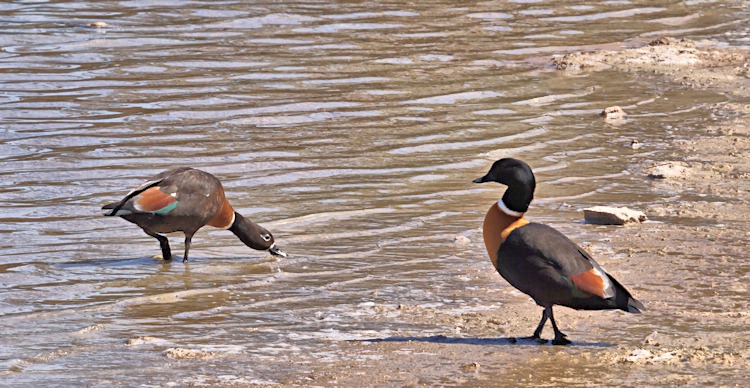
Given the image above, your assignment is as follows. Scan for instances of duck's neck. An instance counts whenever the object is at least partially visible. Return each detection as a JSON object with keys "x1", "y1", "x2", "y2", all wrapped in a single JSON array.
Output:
[
  {"x1": 482, "y1": 200, "x2": 529, "y2": 270},
  {"x1": 502, "y1": 184, "x2": 533, "y2": 214},
  {"x1": 497, "y1": 198, "x2": 524, "y2": 218},
  {"x1": 207, "y1": 191, "x2": 235, "y2": 229},
  {"x1": 229, "y1": 212, "x2": 268, "y2": 250}
]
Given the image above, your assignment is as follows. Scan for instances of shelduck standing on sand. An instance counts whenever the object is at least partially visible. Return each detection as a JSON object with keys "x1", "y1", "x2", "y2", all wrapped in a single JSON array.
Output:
[
  {"x1": 103, "y1": 167, "x2": 286, "y2": 262},
  {"x1": 473, "y1": 158, "x2": 643, "y2": 344}
]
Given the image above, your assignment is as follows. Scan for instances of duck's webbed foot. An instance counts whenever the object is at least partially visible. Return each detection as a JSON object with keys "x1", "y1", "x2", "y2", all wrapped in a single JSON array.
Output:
[
  {"x1": 548, "y1": 307, "x2": 572, "y2": 346},
  {"x1": 521, "y1": 335, "x2": 548, "y2": 344},
  {"x1": 551, "y1": 333, "x2": 571, "y2": 346}
]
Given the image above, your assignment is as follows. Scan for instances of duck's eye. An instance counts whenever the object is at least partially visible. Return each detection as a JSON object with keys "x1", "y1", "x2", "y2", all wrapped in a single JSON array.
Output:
[{"x1": 260, "y1": 233, "x2": 272, "y2": 242}]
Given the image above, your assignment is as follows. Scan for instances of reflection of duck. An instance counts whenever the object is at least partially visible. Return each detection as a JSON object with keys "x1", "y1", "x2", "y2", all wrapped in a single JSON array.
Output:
[
  {"x1": 103, "y1": 167, "x2": 286, "y2": 262},
  {"x1": 474, "y1": 158, "x2": 643, "y2": 344}
]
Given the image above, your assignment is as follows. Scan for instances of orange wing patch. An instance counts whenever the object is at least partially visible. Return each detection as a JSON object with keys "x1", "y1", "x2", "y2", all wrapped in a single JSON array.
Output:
[
  {"x1": 570, "y1": 268, "x2": 608, "y2": 298},
  {"x1": 134, "y1": 187, "x2": 177, "y2": 214}
]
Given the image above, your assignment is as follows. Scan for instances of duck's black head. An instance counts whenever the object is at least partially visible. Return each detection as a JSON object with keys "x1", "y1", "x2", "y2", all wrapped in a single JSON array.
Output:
[
  {"x1": 229, "y1": 212, "x2": 287, "y2": 258},
  {"x1": 473, "y1": 158, "x2": 536, "y2": 213}
]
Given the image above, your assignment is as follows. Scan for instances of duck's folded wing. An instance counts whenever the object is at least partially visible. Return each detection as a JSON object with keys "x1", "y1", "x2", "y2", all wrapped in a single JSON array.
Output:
[{"x1": 509, "y1": 223, "x2": 615, "y2": 299}]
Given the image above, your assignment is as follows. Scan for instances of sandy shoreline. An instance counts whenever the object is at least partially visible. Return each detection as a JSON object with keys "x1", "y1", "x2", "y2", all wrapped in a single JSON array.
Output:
[
  {"x1": 5, "y1": 38, "x2": 748, "y2": 387},
  {"x1": 262, "y1": 38, "x2": 750, "y2": 387}
]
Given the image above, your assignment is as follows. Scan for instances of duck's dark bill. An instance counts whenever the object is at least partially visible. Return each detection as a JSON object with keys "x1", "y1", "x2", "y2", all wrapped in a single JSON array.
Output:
[{"x1": 268, "y1": 244, "x2": 287, "y2": 258}]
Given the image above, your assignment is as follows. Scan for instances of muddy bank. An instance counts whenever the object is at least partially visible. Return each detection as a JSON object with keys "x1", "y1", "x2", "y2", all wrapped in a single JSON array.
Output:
[
  {"x1": 113, "y1": 38, "x2": 750, "y2": 388},
  {"x1": 4, "y1": 23, "x2": 750, "y2": 386},
  {"x1": 272, "y1": 38, "x2": 750, "y2": 387},
  {"x1": 555, "y1": 37, "x2": 750, "y2": 95}
]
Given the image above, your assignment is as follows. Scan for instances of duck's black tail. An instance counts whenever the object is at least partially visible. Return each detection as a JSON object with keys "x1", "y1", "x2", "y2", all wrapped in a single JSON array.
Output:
[{"x1": 609, "y1": 275, "x2": 645, "y2": 313}]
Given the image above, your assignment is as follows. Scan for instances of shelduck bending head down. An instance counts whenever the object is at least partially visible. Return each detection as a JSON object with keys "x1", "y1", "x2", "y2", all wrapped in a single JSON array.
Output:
[
  {"x1": 102, "y1": 167, "x2": 286, "y2": 263},
  {"x1": 473, "y1": 158, "x2": 643, "y2": 345}
]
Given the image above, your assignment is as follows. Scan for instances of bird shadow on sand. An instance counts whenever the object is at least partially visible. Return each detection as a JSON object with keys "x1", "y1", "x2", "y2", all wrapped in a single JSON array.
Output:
[{"x1": 354, "y1": 334, "x2": 613, "y2": 347}]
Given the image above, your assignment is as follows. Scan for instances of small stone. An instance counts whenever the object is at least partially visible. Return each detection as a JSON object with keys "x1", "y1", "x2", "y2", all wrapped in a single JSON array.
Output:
[
  {"x1": 163, "y1": 347, "x2": 216, "y2": 359},
  {"x1": 583, "y1": 206, "x2": 647, "y2": 225},
  {"x1": 648, "y1": 37, "x2": 693, "y2": 47},
  {"x1": 651, "y1": 351, "x2": 677, "y2": 363},
  {"x1": 460, "y1": 362, "x2": 480, "y2": 371},
  {"x1": 648, "y1": 162, "x2": 689, "y2": 179},
  {"x1": 643, "y1": 331, "x2": 660, "y2": 346},
  {"x1": 126, "y1": 336, "x2": 161, "y2": 345},
  {"x1": 626, "y1": 348, "x2": 654, "y2": 363},
  {"x1": 453, "y1": 235, "x2": 471, "y2": 245},
  {"x1": 600, "y1": 106, "x2": 626, "y2": 120}
]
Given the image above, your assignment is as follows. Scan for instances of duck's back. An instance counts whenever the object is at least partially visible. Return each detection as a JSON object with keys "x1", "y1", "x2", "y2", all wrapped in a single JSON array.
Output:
[
  {"x1": 497, "y1": 222, "x2": 639, "y2": 312},
  {"x1": 112, "y1": 168, "x2": 229, "y2": 233},
  {"x1": 499, "y1": 223, "x2": 591, "y2": 275}
]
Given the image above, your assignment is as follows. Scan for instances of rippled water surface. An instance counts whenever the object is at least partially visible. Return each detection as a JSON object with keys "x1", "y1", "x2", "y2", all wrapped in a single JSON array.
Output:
[{"x1": 1, "y1": 0, "x2": 749, "y2": 385}]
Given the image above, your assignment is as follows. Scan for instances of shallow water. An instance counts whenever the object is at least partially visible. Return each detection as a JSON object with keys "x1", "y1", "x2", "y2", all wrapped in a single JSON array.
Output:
[{"x1": 1, "y1": 0, "x2": 749, "y2": 385}]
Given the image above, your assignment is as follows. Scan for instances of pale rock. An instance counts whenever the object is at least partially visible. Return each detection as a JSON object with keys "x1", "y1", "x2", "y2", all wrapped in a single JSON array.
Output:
[
  {"x1": 460, "y1": 362, "x2": 480, "y2": 371},
  {"x1": 583, "y1": 206, "x2": 647, "y2": 225},
  {"x1": 453, "y1": 235, "x2": 471, "y2": 245},
  {"x1": 652, "y1": 351, "x2": 678, "y2": 363},
  {"x1": 126, "y1": 336, "x2": 162, "y2": 345},
  {"x1": 163, "y1": 347, "x2": 216, "y2": 359},
  {"x1": 600, "y1": 106, "x2": 626, "y2": 120},
  {"x1": 626, "y1": 348, "x2": 654, "y2": 363},
  {"x1": 644, "y1": 331, "x2": 661, "y2": 346},
  {"x1": 648, "y1": 162, "x2": 689, "y2": 179}
]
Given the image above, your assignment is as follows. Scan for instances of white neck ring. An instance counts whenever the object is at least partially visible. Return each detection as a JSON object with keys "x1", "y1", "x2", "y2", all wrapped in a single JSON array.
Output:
[
  {"x1": 222, "y1": 212, "x2": 236, "y2": 230},
  {"x1": 498, "y1": 199, "x2": 524, "y2": 217}
]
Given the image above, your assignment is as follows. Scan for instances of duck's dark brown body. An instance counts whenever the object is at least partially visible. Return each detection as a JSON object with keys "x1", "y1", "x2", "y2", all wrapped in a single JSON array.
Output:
[
  {"x1": 112, "y1": 168, "x2": 235, "y2": 234},
  {"x1": 103, "y1": 167, "x2": 285, "y2": 262},
  {"x1": 475, "y1": 158, "x2": 643, "y2": 344},
  {"x1": 498, "y1": 222, "x2": 641, "y2": 313}
]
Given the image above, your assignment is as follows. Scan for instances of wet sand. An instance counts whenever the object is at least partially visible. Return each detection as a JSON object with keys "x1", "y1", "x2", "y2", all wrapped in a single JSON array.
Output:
[
  {"x1": 51, "y1": 38, "x2": 750, "y2": 388},
  {"x1": 7, "y1": 38, "x2": 747, "y2": 388},
  {"x1": 241, "y1": 38, "x2": 750, "y2": 387},
  {"x1": 2, "y1": 4, "x2": 750, "y2": 385}
]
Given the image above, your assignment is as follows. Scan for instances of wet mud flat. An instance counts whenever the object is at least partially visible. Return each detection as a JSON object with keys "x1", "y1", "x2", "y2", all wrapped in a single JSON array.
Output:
[
  {"x1": 3, "y1": 38, "x2": 747, "y2": 388},
  {"x1": 2, "y1": 16, "x2": 750, "y2": 386},
  {"x1": 239, "y1": 38, "x2": 750, "y2": 387},
  {"x1": 41, "y1": 38, "x2": 750, "y2": 388}
]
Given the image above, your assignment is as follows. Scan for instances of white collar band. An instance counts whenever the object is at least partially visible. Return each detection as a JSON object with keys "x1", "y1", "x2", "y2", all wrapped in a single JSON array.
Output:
[
  {"x1": 498, "y1": 199, "x2": 524, "y2": 217},
  {"x1": 222, "y1": 211, "x2": 236, "y2": 230}
]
